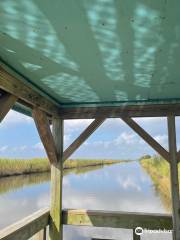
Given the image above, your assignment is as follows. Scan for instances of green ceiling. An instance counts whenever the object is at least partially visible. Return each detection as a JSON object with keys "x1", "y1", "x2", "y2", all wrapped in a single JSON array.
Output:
[{"x1": 0, "y1": 0, "x2": 180, "y2": 108}]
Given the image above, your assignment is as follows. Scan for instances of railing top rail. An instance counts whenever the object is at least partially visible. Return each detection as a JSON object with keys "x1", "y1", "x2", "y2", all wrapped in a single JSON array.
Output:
[
  {"x1": 0, "y1": 208, "x2": 49, "y2": 240},
  {"x1": 0, "y1": 208, "x2": 173, "y2": 240},
  {"x1": 63, "y1": 209, "x2": 173, "y2": 230}
]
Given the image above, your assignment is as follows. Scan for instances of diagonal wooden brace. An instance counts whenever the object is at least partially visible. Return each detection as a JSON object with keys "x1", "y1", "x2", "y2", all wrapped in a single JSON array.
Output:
[
  {"x1": 0, "y1": 93, "x2": 17, "y2": 122},
  {"x1": 32, "y1": 108, "x2": 58, "y2": 165},
  {"x1": 121, "y1": 117, "x2": 170, "y2": 162},
  {"x1": 63, "y1": 118, "x2": 105, "y2": 162}
]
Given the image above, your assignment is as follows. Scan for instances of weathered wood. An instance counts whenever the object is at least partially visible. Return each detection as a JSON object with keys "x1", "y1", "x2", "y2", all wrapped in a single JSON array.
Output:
[
  {"x1": 121, "y1": 117, "x2": 170, "y2": 161},
  {"x1": 133, "y1": 229, "x2": 141, "y2": 240},
  {"x1": 0, "y1": 65, "x2": 60, "y2": 116},
  {"x1": 32, "y1": 108, "x2": 58, "y2": 165},
  {"x1": 92, "y1": 239, "x2": 115, "y2": 240},
  {"x1": 62, "y1": 209, "x2": 172, "y2": 230},
  {"x1": 60, "y1": 104, "x2": 180, "y2": 119},
  {"x1": 0, "y1": 208, "x2": 49, "y2": 240},
  {"x1": 49, "y1": 119, "x2": 63, "y2": 240},
  {"x1": 0, "y1": 93, "x2": 17, "y2": 122},
  {"x1": 63, "y1": 118, "x2": 105, "y2": 161},
  {"x1": 167, "y1": 116, "x2": 180, "y2": 240},
  {"x1": 33, "y1": 228, "x2": 46, "y2": 240}
]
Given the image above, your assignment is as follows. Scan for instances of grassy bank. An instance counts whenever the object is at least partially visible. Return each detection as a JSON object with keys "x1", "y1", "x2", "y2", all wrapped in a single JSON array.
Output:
[
  {"x1": 140, "y1": 156, "x2": 172, "y2": 211},
  {"x1": 0, "y1": 165, "x2": 107, "y2": 196},
  {"x1": 0, "y1": 158, "x2": 122, "y2": 178}
]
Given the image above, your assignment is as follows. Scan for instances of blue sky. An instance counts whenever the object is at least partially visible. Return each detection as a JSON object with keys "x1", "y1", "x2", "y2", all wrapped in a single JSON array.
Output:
[{"x1": 0, "y1": 110, "x2": 180, "y2": 160}]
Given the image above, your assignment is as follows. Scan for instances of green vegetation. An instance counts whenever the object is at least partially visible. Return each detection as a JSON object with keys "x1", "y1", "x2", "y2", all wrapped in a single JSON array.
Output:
[
  {"x1": 0, "y1": 165, "x2": 108, "y2": 196},
  {"x1": 0, "y1": 158, "x2": 122, "y2": 178},
  {"x1": 140, "y1": 155, "x2": 172, "y2": 212}
]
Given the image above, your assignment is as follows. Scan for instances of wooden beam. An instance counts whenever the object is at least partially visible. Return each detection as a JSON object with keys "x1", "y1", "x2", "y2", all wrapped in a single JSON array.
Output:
[
  {"x1": 176, "y1": 151, "x2": 180, "y2": 162},
  {"x1": 62, "y1": 209, "x2": 172, "y2": 230},
  {"x1": 63, "y1": 118, "x2": 105, "y2": 161},
  {"x1": 0, "y1": 208, "x2": 49, "y2": 240},
  {"x1": 133, "y1": 229, "x2": 141, "y2": 240},
  {"x1": 167, "y1": 116, "x2": 180, "y2": 239},
  {"x1": 121, "y1": 117, "x2": 170, "y2": 161},
  {"x1": 32, "y1": 108, "x2": 57, "y2": 165},
  {"x1": 49, "y1": 119, "x2": 63, "y2": 240},
  {"x1": 0, "y1": 93, "x2": 17, "y2": 122},
  {"x1": 60, "y1": 104, "x2": 180, "y2": 119},
  {"x1": 34, "y1": 228, "x2": 46, "y2": 240},
  {"x1": 0, "y1": 65, "x2": 60, "y2": 116}
]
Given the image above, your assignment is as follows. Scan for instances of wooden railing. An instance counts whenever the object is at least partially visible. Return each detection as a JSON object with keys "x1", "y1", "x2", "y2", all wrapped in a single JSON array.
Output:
[
  {"x1": 0, "y1": 208, "x2": 173, "y2": 240},
  {"x1": 0, "y1": 208, "x2": 49, "y2": 240}
]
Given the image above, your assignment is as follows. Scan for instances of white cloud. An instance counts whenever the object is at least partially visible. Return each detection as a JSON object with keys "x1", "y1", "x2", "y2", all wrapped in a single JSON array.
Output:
[
  {"x1": 135, "y1": 117, "x2": 163, "y2": 124},
  {"x1": 0, "y1": 145, "x2": 8, "y2": 152},
  {"x1": 154, "y1": 134, "x2": 168, "y2": 147},
  {"x1": 64, "y1": 119, "x2": 93, "y2": 133},
  {"x1": 33, "y1": 142, "x2": 44, "y2": 151},
  {"x1": 12, "y1": 145, "x2": 27, "y2": 152},
  {"x1": 117, "y1": 176, "x2": 142, "y2": 192},
  {"x1": 115, "y1": 132, "x2": 136, "y2": 145},
  {"x1": 1, "y1": 110, "x2": 32, "y2": 128}
]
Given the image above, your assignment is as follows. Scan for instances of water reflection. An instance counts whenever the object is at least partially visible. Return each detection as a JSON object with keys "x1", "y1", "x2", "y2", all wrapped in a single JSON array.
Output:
[{"x1": 0, "y1": 162, "x2": 172, "y2": 239}]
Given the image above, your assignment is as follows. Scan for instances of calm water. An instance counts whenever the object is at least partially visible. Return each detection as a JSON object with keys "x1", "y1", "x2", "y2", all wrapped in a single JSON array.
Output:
[{"x1": 0, "y1": 162, "x2": 172, "y2": 239}]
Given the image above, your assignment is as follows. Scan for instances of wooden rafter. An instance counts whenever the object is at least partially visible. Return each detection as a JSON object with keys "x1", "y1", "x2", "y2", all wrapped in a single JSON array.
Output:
[
  {"x1": 60, "y1": 104, "x2": 180, "y2": 119},
  {"x1": 0, "y1": 92, "x2": 17, "y2": 122},
  {"x1": 0, "y1": 65, "x2": 60, "y2": 116},
  {"x1": 63, "y1": 118, "x2": 105, "y2": 161},
  {"x1": 121, "y1": 117, "x2": 170, "y2": 161},
  {"x1": 32, "y1": 108, "x2": 58, "y2": 164}
]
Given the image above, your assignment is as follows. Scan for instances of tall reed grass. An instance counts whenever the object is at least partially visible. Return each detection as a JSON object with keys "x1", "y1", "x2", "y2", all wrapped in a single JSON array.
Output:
[
  {"x1": 140, "y1": 155, "x2": 172, "y2": 211},
  {"x1": 0, "y1": 158, "x2": 121, "y2": 178}
]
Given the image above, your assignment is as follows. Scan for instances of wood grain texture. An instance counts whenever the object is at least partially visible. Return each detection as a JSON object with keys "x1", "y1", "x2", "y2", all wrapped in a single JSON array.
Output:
[
  {"x1": 0, "y1": 66, "x2": 59, "y2": 116},
  {"x1": 121, "y1": 117, "x2": 170, "y2": 161},
  {"x1": 32, "y1": 108, "x2": 58, "y2": 164},
  {"x1": 63, "y1": 118, "x2": 105, "y2": 161},
  {"x1": 49, "y1": 119, "x2": 63, "y2": 240},
  {"x1": 0, "y1": 208, "x2": 49, "y2": 240},
  {"x1": 60, "y1": 104, "x2": 180, "y2": 119},
  {"x1": 133, "y1": 229, "x2": 141, "y2": 240},
  {"x1": 33, "y1": 228, "x2": 46, "y2": 240},
  {"x1": 63, "y1": 209, "x2": 172, "y2": 230},
  {"x1": 167, "y1": 116, "x2": 180, "y2": 239},
  {"x1": 0, "y1": 93, "x2": 17, "y2": 122}
]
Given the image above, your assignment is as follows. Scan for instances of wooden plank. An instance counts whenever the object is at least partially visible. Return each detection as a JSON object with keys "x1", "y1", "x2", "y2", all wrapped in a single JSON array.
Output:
[
  {"x1": 60, "y1": 104, "x2": 180, "y2": 119},
  {"x1": 63, "y1": 118, "x2": 105, "y2": 161},
  {"x1": 49, "y1": 119, "x2": 63, "y2": 240},
  {"x1": 121, "y1": 117, "x2": 170, "y2": 161},
  {"x1": 167, "y1": 116, "x2": 180, "y2": 239},
  {"x1": 62, "y1": 209, "x2": 172, "y2": 230},
  {"x1": 34, "y1": 228, "x2": 46, "y2": 240},
  {"x1": 0, "y1": 65, "x2": 60, "y2": 116},
  {"x1": 32, "y1": 108, "x2": 58, "y2": 165},
  {"x1": 92, "y1": 239, "x2": 115, "y2": 240},
  {"x1": 133, "y1": 229, "x2": 141, "y2": 240},
  {"x1": 0, "y1": 93, "x2": 17, "y2": 122},
  {"x1": 0, "y1": 208, "x2": 49, "y2": 240}
]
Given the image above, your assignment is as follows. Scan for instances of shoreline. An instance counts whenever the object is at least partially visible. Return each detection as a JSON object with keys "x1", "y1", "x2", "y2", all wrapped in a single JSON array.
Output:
[{"x1": 0, "y1": 158, "x2": 123, "y2": 179}]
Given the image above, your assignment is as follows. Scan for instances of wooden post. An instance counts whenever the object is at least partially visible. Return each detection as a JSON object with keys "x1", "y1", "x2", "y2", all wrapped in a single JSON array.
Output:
[
  {"x1": 34, "y1": 228, "x2": 46, "y2": 240},
  {"x1": 167, "y1": 116, "x2": 180, "y2": 240},
  {"x1": 49, "y1": 118, "x2": 63, "y2": 240},
  {"x1": 133, "y1": 229, "x2": 141, "y2": 240}
]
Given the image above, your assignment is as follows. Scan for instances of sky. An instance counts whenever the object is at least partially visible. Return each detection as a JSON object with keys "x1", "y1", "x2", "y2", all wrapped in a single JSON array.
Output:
[{"x1": 0, "y1": 110, "x2": 180, "y2": 160}]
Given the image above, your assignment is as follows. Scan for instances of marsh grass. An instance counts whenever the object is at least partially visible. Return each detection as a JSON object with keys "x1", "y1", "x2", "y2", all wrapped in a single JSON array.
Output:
[
  {"x1": 140, "y1": 155, "x2": 172, "y2": 211},
  {"x1": 0, "y1": 158, "x2": 121, "y2": 178}
]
